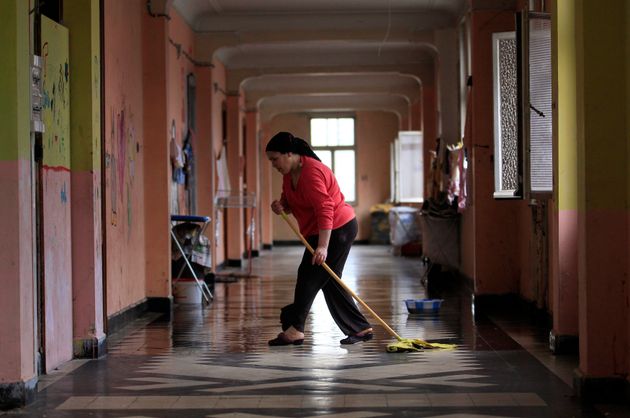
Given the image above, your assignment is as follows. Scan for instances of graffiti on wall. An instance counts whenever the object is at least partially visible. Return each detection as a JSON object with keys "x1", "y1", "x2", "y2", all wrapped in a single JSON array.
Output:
[
  {"x1": 41, "y1": 17, "x2": 71, "y2": 202},
  {"x1": 107, "y1": 101, "x2": 137, "y2": 237}
]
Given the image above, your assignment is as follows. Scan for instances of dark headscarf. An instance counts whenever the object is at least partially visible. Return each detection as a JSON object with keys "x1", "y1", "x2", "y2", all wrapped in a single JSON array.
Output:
[{"x1": 265, "y1": 131, "x2": 321, "y2": 162}]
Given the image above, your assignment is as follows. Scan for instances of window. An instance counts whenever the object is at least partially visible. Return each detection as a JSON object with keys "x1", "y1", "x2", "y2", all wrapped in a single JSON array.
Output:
[
  {"x1": 392, "y1": 131, "x2": 423, "y2": 203},
  {"x1": 310, "y1": 117, "x2": 356, "y2": 203},
  {"x1": 492, "y1": 31, "x2": 520, "y2": 198},
  {"x1": 525, "y1": 13, "x2": 553, "y2": 195},
  {"x1": 492, "y1": 12, "x2": 553, "y2": 199}
]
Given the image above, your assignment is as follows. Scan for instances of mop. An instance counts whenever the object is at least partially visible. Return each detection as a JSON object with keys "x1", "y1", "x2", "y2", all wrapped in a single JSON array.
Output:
[{"x1": 281, "y1": 212, "x2": 456, "y2": 352}]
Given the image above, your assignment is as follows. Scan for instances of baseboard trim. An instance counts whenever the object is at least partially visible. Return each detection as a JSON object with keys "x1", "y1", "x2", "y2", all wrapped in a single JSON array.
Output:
[
  {"x1": 549, "y1": 331, "x2": 579, "y2": 355},
  {"x1": 0, "y1": 376, "x2": 37, "y2": 410},
  {"x1": 272, "y1": 240, "x2": 301, "y2": 246},
  {"x1": 573, "y1": 369, "x2": 630, "y2": 402},
  {"x1": 73, "y1": 335, "x2": 107, "y2": 359},
  {"x1": 108, "y1": 298, "x2": 148, "y2": 335},
  {"x1": 227, "y1": 259, "x2": 242, "y2": 268},
  {"x1": 147, "y1": 296, "x2": 173, "y2": 319},
  {"x1": 273, "y1": 240, "x2": 378, "y2": 247},
  {"x1": 473, "y1": 294, "x2": 552, "y2": 327},
  {"x1": 107, "y1": 296, "x2": 173, "y2": 334}
]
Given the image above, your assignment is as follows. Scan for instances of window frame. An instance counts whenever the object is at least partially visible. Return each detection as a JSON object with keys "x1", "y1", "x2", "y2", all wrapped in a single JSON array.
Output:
[
  {"x1": 492, "y1": 11, "x2": 554, "y2": 201},
  {"x1": 492, "y1": 30, "x2": 522, "y2": 199},
  {"x1": 308, "y1": 115, "x2": 358, "y2": 205},
  {"x1": 521, "y1": 11, "x2": 553, "y2": 199},
  {"x1": 392, "y1": 131, "x2": 424, "y2": 204}
]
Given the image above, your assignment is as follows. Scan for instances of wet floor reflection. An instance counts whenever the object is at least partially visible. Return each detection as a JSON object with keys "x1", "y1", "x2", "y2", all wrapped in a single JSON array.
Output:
[
  {"x1": 109, "y1": 246, "x2": 479, "y2": 355},
  {"x1": 12, "y1": 245, "x2": 615, "y2": 417}
]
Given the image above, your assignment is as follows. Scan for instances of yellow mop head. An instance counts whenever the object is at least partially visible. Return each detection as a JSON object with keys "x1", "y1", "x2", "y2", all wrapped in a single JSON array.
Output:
[{"x1": 386, "y1": 338, "x2": 456, "y2": 352}]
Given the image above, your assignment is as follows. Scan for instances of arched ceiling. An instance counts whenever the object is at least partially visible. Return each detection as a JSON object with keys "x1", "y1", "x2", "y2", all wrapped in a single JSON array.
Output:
[
  {"x1": 177, "y1": 0, "x2": 463, "y2": 15},
  {"x1": 171, "y1": 0, "x2": 466, "y2": 120}
]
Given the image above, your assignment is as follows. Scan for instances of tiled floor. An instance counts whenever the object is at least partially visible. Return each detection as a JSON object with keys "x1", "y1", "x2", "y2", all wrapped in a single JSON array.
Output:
[{"x1": 3, "y1": 245, "x2": 627, "y2": 417}]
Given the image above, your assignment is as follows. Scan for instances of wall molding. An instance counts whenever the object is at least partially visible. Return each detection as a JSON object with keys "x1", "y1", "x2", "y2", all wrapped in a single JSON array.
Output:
[{"x1": 0, "y1": 376, "x2": 37, "y2": 410}]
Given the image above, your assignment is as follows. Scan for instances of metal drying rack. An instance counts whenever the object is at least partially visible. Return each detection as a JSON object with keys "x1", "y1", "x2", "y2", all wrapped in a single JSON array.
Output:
[{"x1": 214, "y1": 191, "x2": 257, "y2": 279}]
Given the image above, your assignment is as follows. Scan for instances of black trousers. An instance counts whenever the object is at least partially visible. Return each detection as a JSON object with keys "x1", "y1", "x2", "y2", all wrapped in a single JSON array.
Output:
[{"x1": 279, "y1": 218, "x2": 371, "y2": 336}]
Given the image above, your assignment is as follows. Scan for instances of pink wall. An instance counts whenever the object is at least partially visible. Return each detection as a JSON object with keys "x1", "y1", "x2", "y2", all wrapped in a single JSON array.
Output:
[
  {"x1": 554, "y1": 208, "x2": 578, "y2": 326},
  {"x1": 142, "y1": 4, "x2": 170, "y2": 299},
  {"x1": 517, "y1": 203, "x2": 534, "y2": 301},
  {"x1": 70, "y1": 171, "x2": 103, "y2": 337},
  {"x1": 104, "y1": 0, "x2": 146, "y2": 314},
  {"x1": 355, "y1": 111, "x2": 399, "y2": 239},
  {"x1": 194, "y1": 66, "x2": 214, "y2": 232},
  {"x1": 0, "y1": 161, "x2": 36, "y2": 382},
  {"x1": 211, "y1": 60, "x2": 227, "y2": 267},
  {"x1": 260, "y1": 123, "x2": 274, "y2": 247},
  {"x1": 579, "y1": 210, "x2": 628, "y2": 374},
  {"x1": 225, "y1": 93, "x2": 245, "y2": 261},
  {"x1": 42, "y1": 169, "x2": 73, "y2": 370},
  {"x1": 167, "y1": 9, "x2": 196, "y2": 215},
  {"x1": 245, "y1": 110, "x2": 261, "y2": 252},
  {"x1": 467, "y1": 8, "x2": 521, "y2": 294}
]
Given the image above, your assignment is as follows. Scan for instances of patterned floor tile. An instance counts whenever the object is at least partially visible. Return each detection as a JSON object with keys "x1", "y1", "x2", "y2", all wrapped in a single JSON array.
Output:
[{"x1": 8, "y1": 246, "x2": 618, "y2": 417}]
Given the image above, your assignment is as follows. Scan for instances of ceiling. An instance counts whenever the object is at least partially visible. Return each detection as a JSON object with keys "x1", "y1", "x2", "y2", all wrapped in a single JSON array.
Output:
[{"x1": 171, "y1": 0, "x2": 467, "y2": 121}]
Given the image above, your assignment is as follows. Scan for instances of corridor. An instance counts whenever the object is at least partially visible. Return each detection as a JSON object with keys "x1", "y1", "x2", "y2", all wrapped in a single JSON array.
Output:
[{"x1": 4, "y1": 246, "x2": 619, "y2": 417}]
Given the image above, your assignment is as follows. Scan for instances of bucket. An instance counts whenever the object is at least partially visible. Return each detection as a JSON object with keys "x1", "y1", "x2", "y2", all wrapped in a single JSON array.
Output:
[
  {"x1": 173, "y1": 279, "x2": 202, "y2": 304},
  {"x1": 404, "y1": 298, "x2": 443, "y2": 314}
]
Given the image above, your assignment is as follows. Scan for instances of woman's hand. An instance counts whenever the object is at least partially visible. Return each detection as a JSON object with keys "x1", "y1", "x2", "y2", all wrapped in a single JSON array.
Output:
[
  {"x1": 271, "y1": 200, "x2": 285, "y2": 215},
  {"x1": 312, "y1": 246, "x2": 328, "y2": 265}
]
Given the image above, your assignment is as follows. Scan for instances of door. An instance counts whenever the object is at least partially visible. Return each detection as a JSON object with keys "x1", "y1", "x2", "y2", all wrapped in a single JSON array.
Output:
[{"x1": 40, "y1": 15, "x2": 73, "y2": 372}]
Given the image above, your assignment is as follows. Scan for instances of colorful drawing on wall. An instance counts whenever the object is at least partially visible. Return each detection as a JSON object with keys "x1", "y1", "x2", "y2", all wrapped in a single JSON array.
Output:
[
  {"x1": 108, "y1": 102, "x2": 137, "y2": 235},
  {"x1": 40, "y1": 15, "x2": 74, "y2": 372},
  {"x1": 60, "y1": 181, "x2": 67, "y2": 203},
  {"x1": 41, "y1": 16, "x2": 70, "y2": 171}
]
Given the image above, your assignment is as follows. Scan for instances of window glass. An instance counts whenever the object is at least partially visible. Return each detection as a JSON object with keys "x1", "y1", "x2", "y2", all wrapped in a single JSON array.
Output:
[
  {"x1": 335, "y1": 150, "x2": 355, "y2": 202},
  {"x1": 310, "y1": 117, "x2": 356, "y2": 203},
  {"x1": 338, "y1": 118, "x2": 355, "y2": 145},
  {"x1": 393, "y1": 132, "x2": 423, "y2": 203},
  {"x1": 310, "y1": 119, "x2": 328, "y2": 146},
  {"x1": 317, "y1": 150, "x2": 332, "y2": 169},
  {"x1": 326, "y1": 119, "x2": 339, "y2": 146}
]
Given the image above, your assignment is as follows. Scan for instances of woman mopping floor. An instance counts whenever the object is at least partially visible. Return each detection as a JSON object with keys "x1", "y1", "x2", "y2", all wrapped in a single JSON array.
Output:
[{"x1": 265, "y1": 131, "x2": 373, "y2": 346}]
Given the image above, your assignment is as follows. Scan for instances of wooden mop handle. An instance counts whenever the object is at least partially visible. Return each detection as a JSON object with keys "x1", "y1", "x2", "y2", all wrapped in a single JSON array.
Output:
[{"x1": 280, "y1": 212, "x2": 402, "y2": 341}]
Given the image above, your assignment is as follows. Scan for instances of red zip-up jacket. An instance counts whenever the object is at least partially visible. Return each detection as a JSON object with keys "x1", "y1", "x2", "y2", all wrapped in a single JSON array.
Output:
[{"x1": 281, "y1": 156, "x2": 355, "y2": 237}]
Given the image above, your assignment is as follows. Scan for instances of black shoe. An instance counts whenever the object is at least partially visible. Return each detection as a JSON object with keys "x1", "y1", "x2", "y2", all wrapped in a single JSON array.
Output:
[
  {"x1": 340, "y1": 332, "x2": 374, "y2": 345},
  {"x1": 268, "y1": 332, "x2": 304, "y2": 346}
]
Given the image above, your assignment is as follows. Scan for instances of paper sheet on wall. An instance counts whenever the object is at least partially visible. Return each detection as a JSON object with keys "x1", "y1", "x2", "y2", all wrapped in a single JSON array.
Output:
[{"x1": 216, "y1": 145, "x2": 231, "y2": 194}]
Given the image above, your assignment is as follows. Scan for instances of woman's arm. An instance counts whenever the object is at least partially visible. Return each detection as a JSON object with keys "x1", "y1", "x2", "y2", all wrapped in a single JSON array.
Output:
[{"x1": 313, "y1": 229, "x2": 331, "y2": 265}]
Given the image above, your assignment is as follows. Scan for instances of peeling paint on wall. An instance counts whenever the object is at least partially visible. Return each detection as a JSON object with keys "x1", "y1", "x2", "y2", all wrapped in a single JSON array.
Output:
[
  {"x1": 42, "y1": 36, "x2": 70, "y2": 170},
  {"x1": 60, "y1": 181, "x2": 67, "y2": 204},
  {"x1": 108, "y1": 102, "x2": 137, "y2": 237}
]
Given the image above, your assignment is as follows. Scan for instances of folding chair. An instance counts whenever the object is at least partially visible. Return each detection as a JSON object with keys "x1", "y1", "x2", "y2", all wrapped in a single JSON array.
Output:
[{"x1": 170, "y1": 214, "x2": 213, "y2": 303}]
